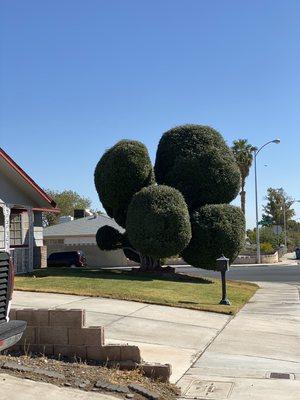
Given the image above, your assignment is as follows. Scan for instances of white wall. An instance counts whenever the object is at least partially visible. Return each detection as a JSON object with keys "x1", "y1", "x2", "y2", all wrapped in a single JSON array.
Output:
[{"x1": 64, "y1": 236, "x2": 96, "y2": 245}]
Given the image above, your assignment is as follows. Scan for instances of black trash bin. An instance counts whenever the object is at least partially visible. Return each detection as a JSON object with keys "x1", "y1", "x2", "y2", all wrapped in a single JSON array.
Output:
[{"x1": 295, "y1": 248, "x2": 300, "y2": 260}]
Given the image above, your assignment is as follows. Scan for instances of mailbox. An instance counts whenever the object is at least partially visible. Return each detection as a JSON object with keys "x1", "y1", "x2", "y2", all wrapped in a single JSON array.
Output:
[{"x1": 216, "y1": 255, "x2": 230, "y2": 272}]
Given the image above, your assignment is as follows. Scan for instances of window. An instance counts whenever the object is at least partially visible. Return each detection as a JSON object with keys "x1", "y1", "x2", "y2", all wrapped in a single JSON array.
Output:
[{"x1": 10, "y1": 214, "x2": 22, "y2": 246}]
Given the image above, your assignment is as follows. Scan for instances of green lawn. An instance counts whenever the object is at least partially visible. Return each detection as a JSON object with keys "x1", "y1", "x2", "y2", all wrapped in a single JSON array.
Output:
[{"x1": 15, "y1": 268, "x2": 258, "y2": 315}]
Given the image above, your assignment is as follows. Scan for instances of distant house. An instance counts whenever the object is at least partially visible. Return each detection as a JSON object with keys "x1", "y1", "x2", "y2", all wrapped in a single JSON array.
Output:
[
  {"x1": 0, "y1": 148, "x2": 58, "y2": 273},
  {"x1": 44, "y1": 215, "x2": 127, "y2": 267}
]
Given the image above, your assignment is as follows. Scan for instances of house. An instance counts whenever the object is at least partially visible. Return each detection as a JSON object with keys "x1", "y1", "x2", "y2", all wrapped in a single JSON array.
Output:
[
  {"x1": 43, "y1": 214, "x2": 128, "y2": 267},
  {"x1": 0, "y1": 148, "x2": 58, "y2": 273}
]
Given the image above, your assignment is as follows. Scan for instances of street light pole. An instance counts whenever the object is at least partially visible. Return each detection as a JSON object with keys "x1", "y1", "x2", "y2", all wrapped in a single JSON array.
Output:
[
  {"x1": 283, "y1": 199, "x2": 287, "y2": 248},
  {"x1": 254, "y1": 139, "x2": 280, "y2": 264},
  {"x1": 254, "y1": 152, "x2": 260, "y2": 264}
]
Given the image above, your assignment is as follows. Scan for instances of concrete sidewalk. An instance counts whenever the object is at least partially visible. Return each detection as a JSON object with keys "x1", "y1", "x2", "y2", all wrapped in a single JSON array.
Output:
[
  {"x1": 0, "y1": 373, "x2": 118, "y2": 400},
  {"x1": 177, "y1": 282, "x2": 300, "y2": 399},
  {"x1": 12, "y1": 291, "x2": 230, "y2": 383}
]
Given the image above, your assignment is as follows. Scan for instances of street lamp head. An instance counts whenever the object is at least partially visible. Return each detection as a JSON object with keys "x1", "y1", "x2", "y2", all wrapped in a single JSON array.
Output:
[{"x1": 273, "y1": 139, "x2": 281, "y2": 144}]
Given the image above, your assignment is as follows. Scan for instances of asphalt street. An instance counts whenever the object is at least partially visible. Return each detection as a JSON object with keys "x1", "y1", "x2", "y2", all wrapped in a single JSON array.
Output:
[{"x1": 176, "y1": 263, "x2": 300, "y2": 284}]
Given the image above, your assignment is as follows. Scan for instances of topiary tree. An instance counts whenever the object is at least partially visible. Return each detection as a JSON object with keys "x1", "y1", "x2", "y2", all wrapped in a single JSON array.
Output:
[
  {"x1": 181, "y1": 204, "x2": 245, "y2": 268},
  {"x1": 94, "y1": 124, "x2": 245, "y2": 272},
  {"x1": 126, "y1": 185, "x2": 191, "y2": 268},
  {"x1": 154, "y1": 125, "x2": 241, "y2": 210},
  {"x1": 96, "y1": 225, "x2": 124, "y2": 251},
  {"x1": 94, "y1": 140, "x2": 154, "y2": 227}
]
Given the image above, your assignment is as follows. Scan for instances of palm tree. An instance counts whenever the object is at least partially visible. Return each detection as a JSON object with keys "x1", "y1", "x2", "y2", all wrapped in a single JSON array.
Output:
[{"x1": 231, "y1": 139, "x2": 256, "y2": 215}]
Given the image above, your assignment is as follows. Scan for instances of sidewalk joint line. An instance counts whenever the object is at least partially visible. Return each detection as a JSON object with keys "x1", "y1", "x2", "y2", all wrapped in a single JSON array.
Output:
[{"x1": 175, "y1": 314, "x2": 234, "y2": 384}]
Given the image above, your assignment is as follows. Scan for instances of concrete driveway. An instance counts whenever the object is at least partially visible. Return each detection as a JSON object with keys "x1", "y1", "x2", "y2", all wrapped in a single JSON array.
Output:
[
  {"x1": 177, "y1": 282, "x2": 300, "y2": 399},
  {"x1": 12, "y1": 291, "x2": 230, "y2": 383}
]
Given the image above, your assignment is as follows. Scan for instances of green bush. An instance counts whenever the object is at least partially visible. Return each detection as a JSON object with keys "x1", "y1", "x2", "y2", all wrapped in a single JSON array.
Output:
[
  {"x1": 154, "y1": 125, "x2": 241, "y2": 210},
  {"x1": 96, "y1": 225, "x2": 124, "y2": 251},
  {"x1": 181, "y1": 204, "x2": 245, "y2": 269},
  {"x1": 260, "y1": 242, "x2": 275, "y2": 254},
  {"x1": 247, "y1": 227, "x2": 284, "y2": 249},
  {"x1": 94, "y1": 140, "x2": 154, "y2": 227},
  {"x1": 126, "y1": 185, "x2": 192, "y2": 259}
]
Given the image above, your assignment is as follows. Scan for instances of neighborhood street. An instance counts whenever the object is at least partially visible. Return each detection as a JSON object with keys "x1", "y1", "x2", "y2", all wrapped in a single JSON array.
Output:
[{"x1": 176, "y1": 263, "x2": 300, "y2": 284}]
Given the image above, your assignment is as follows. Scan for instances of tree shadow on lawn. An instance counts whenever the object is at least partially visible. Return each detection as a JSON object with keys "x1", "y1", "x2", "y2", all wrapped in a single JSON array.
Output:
[{"x1": 27, "y1": 267, "x2": 213, "y2": 285}]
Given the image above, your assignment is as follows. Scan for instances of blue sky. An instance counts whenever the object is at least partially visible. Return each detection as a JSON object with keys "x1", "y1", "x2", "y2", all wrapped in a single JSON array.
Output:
[{"x1": 1, "y1": 0, "x2": 299, "y2": 228}]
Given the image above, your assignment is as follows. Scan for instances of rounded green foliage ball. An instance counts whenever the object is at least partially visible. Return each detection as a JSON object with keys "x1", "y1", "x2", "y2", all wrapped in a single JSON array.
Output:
[
  {"x1": 126, "y1": 185, "x2": 192, "y2": 259},
  {"x1": 96, "y1": 225, "x2": 124, "y2": 251},
  {"x1": 94, "y1": 140, "x2": 154, "y2": 227},
  {"x1": 181, "y1": 204, "x2": 245, "y2": 269},
  {"x1": 154, "y1": 125, "x2": 241, "y2": 210}
]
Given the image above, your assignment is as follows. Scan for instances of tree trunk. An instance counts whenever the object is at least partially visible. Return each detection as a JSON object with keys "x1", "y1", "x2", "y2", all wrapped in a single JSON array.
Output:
[
  {"x1": 140, "y1": 255, "x2": 162, "y2": 272},
  {"x1": 240, "y1": 181, "x2": 246, "y2": 215}
]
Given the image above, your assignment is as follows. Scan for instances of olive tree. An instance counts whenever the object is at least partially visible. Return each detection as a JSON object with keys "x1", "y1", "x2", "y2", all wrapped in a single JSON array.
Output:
[{"x1": 94, "y1": 125, "x2": 245, "y2": 272}]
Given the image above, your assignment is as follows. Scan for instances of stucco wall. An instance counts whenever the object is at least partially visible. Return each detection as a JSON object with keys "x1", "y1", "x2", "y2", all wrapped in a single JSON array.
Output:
[{"x1": 0, "y1": 172, "x2": 40, "y2": 207}]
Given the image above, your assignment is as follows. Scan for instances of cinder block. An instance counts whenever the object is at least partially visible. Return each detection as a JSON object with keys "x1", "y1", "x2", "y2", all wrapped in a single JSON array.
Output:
[
  {"x1": 68, "y1": 327, "x2": 104, "y2": 346},
  {"x1": 140, "y1": 363, "x2": 172, "y2": 382},
  {"x1": 88, "y1": 326, "x2": 105, "y2": 345},
  {"x1": 49, "y1": 309, "x2": 85, "y2": 328},
  {"x1": 16, "y1": 309, "x2": 32, "y2": 322},
  {"x1": 86, "y1": 345, "x2": 121, "y2": 362},
  {"x1": 54, "y1": 345, "x2": 87, "y2": 360},
  {"x1": 18, "y1": 326, "x2": 37, "y2": 345},
  {"x1": 120, "y1": 345, "x2": 141, "y2": 363},
  {"x1": 16, "y1": 309, "x2": 49, "y2": 326},
  {"x1": 26, "y1": 344, "x2": 54, "y2": 356},
  {"x1": 9, "y1": 308, "x2": 17, "y2": 321},
  {"x1": 38, "y1": 326, "x2": 68, "y2": 345}
]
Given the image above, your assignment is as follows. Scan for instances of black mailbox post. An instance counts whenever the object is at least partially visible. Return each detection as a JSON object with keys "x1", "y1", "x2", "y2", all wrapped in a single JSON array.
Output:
[{"x1": 216, "y1": 255, "x2": 230, "y2": 305}]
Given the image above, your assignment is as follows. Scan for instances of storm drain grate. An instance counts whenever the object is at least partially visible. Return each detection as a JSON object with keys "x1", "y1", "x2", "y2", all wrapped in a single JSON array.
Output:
[{"x1": 268, "y1": 372, "x2": 295, "y2": 380}]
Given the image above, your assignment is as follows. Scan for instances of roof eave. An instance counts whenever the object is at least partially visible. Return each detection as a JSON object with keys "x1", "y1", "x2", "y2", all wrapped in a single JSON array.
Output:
[{"x1": 0, "y1": 148, "x2": 57, "y2": 210}]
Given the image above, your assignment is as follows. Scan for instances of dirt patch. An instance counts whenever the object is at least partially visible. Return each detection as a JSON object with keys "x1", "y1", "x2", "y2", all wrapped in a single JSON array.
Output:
[{"x1": 0, "y1": 352, "x2": 179, "y2": 400}]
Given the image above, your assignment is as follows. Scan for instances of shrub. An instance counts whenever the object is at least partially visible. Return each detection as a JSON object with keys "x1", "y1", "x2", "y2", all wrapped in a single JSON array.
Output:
[
  {"x1": 260, "y1": 242, "x2": 275, "y2": 254},
  {"x1": 154, "y1": 124, "x2": 241, "y2": 210},
  {"x1": 94, "y1": 140, "x2": 154, "y2": 227},
  {"x1": 96, "y1": 225, "x2": 124, "y2": 251},
  {"x1": 181, "y1": 204, "x2": 245, "y2": 269},
  {"x1": 126, "y1": 185, "x2": 192, "y2": 259},
  {"x1": 247, "y1": 227, "x2": 284, "y2": 249}
]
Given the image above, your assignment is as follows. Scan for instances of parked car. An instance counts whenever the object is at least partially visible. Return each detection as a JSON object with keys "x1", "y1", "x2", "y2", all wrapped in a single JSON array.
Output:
[
  {"x1": 47, "y1": 251, "x2": 87, "y2": 268},
  {"x1": 0, "y1": 252, "x2": 26, "y2": 352}
]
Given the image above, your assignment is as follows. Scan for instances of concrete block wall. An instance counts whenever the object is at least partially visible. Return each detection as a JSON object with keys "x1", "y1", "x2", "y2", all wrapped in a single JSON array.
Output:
[
  {"x1": 9, "y1": 308, "x2": 141, "y2": 363},
  {"x1": 33, "y1": 246, "x2": 47, "y2": 269},
  {"x1": 233, "y1": 251, "x2": 279, "y2": 264}
]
